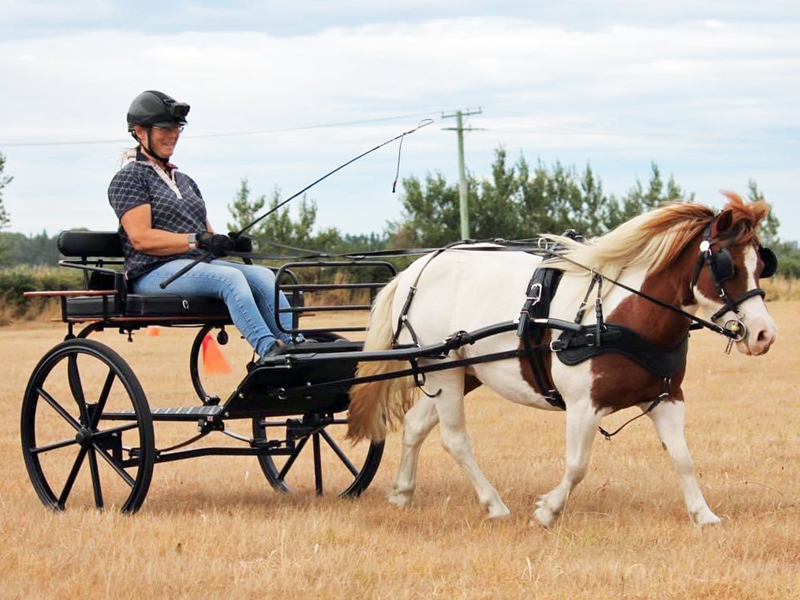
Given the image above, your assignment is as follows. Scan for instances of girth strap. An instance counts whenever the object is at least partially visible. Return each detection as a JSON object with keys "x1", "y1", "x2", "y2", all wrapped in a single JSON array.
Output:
[{"x1": 519, "y1": 267, "x2": 566, "y2": 410}]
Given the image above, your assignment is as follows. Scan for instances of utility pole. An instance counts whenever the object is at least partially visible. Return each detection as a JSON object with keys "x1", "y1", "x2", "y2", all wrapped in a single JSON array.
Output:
[{"x1": 442, "y1": 108, "x2": 482, "y2": 240}]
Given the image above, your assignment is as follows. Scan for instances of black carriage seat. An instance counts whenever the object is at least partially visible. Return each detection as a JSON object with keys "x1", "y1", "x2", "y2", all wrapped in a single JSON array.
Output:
[{"x1": 57, "y1": 230, "x2": 231, "y2": 321}]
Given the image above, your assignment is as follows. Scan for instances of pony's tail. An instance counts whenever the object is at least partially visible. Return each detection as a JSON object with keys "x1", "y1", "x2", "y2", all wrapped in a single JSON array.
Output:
[{"x1": 347, "y1": 276, "x2": 418, "y2": 442}]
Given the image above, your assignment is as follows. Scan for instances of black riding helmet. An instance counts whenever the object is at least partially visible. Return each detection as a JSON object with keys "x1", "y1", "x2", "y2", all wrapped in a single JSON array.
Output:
[
  {"x1": 127, "y1": 90, "x2": 190, "y2": 131},
  {"x1": 127, "y1": 90, "x2": 190, "y2": 163}
]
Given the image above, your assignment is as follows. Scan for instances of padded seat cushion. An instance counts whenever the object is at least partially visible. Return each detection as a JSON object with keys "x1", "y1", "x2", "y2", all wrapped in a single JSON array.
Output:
[
  {"x1": 59, "y1": 231, "x2": 123, "y2": 257},
  {"x1": 65, "y1": 294, "x2": 231, "y2": 319}
]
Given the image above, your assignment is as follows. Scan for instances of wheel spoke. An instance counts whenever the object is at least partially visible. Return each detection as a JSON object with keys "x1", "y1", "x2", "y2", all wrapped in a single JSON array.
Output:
[
  {"x1": 320, "y1": 429, "x2": 359, "y2": 477},
  {"x1": 58, "y1": 446, "x2": 89, "y2": 508},
  {"x1": 93, "y1": 445, "x2": 135, "y2": 488},
  {"x1": 30, "y1": 437, "x2": 81, "y2": 455},
  {"x1": 90, "y1": 368, "x2": 117, "y2": 428},
  {"x1": 68, "y1": 354, "x2": 90, "y2": 425},
  {"x1": 38, "y1": 387, "x2": 82, "y2": 432},
  {"x1": 88, "y1": 448, "x2": 104, "y2": 509},
  {"x1": 277, "y1": 436, "x2": 310, "y2": 481}
]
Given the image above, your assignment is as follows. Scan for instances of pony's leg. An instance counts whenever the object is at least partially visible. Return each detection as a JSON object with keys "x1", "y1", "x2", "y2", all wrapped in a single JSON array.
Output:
[
  {"x1": 387, "y1": 394, "x2": 439, "y2": 508},
  {"x1": 534, "y1": 400, "x2": 600, "y2": 528},
  {"x1": 432, "y1": 370, "x2": 511, "y2": 518},
  {"x1": 647, "y1": 400, "x2": 721, "y2": 526}
]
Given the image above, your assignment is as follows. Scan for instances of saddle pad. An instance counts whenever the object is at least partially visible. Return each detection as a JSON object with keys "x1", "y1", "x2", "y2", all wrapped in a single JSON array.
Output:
[{"x1": 556, "y1": 324, "x2": 689, "y2": 379}]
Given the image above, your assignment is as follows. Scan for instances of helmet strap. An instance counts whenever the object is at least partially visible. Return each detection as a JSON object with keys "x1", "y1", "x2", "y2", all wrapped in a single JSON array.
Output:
[{"x1": 139, "y1": 127, "x2": 171, "y2": 169}]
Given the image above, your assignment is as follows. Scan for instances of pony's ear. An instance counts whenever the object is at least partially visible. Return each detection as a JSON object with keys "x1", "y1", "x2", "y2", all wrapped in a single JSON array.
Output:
[{"x1": 715, "y1": 209, "x2": 734, "y2": 235}]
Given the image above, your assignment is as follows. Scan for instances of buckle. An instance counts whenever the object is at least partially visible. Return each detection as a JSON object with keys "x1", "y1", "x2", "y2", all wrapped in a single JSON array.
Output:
[
  {"x1": 527, "y1": 283, "x2": 542, "y2": 304},
  {"x1": 550, "y1": 339, "x2": 565, "y2": 352}
]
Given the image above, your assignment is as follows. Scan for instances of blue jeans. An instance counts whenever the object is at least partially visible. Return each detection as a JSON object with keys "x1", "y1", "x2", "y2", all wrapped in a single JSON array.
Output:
[{"x1": 132, "y1": 259, "x2": 294, "y2": 356}]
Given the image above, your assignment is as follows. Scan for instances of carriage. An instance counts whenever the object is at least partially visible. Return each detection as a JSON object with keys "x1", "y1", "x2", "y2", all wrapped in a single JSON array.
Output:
[
  {"x1": 20, "y1": 193, "x2": 779, "y2": 526},
  {"x1": 20, "y1": 230, "x2": 401, "y2": 512}
]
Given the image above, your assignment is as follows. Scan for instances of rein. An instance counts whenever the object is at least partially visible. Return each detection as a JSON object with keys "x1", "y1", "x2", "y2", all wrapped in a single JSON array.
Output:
[{"x1": 547, "y1": 251, "x2": 740, "y2": 341}]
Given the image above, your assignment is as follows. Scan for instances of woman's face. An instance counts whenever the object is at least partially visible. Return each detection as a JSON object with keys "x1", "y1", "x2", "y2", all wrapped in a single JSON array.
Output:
[{"x1": 135, "y1": 124, "x2": 182, "y2": 159}]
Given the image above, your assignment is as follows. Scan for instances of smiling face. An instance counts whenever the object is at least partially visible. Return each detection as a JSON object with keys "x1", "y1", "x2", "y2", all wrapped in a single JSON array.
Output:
[{"x1": 134, "y1": 124, "x2": 182, "y2": 160}]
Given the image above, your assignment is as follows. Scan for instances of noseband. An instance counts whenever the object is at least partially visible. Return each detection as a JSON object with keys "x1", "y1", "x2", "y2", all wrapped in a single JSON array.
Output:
[{"x1": 690, "y1": 223, "x2": 777, "y2": 330}]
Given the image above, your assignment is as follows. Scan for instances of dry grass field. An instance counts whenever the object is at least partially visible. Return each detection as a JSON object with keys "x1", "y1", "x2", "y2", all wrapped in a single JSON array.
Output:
[{"x1": 1, "y1": 304, "x2": 799, "y2": 600}]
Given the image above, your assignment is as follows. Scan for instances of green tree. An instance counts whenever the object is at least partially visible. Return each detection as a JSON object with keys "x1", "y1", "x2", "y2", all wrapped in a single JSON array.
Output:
[
  {"x1": 386, "y1": 172, "x2": 469, "y2": 247},
  {"x1": 0, "y1": 152, "x2": 11, "y2": 230},
  {"x1": 227, "y1": 178, "x2": 265, "y2": 233},
  {"x1": 608, "y1": 162, "x2": 692, "y2": 229},
  {"x1": 389, "y1": 149, "x2": 615, "y2": 246},
  {"x1": 747, "y1": 180, "x2": 780, "y2": 245},
  {"x1": 471, "y1": 148, "x2": 523, "y2": 239},
  {"x1": 225, "y1": 178, "x2": 325, "y2": 251},
  {"x1": 0, "y1": 152, "x2": 12, "y2": 263}
]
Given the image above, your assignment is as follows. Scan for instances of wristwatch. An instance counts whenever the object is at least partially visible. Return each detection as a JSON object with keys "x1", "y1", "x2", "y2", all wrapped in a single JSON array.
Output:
[{"x1": 187, "y1": 233, "x2": 197, "y2": 250}]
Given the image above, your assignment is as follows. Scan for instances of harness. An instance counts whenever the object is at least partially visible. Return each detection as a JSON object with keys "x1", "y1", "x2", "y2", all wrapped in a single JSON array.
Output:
[{"x1": 517, "y1": 264, "x2": 688, "y2": 421}]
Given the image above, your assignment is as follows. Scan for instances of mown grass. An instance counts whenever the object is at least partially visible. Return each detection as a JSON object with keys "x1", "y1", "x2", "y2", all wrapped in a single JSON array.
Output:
[{"x1": 1, "y1": 305, "x2": 799, "y2": 599}]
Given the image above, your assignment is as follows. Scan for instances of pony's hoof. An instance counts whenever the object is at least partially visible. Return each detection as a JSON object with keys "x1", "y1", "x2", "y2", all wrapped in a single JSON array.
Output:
[
  {"x1": 533, "y1": 507, "x2": 558, "y2": 529},
  {"x1": 386, "y1": 490, "x2": 412, "y2": 508},
  {"x1": 487, "y1": 503, "x2": 511, "y2": 519},
  {"x1": 693, "y1": 510, "x2": 722, "y2": 527}
]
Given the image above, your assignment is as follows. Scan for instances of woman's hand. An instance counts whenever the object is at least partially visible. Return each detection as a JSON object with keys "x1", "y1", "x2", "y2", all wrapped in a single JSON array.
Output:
[{"x1": 197, "y1": 232, "x2": 235, "y2": 256}]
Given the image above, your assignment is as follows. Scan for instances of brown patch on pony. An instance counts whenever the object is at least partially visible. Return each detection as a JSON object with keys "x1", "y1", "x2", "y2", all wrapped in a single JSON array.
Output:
[
  {"x1": 588, "y1": 246, "x2": 697, "y2": 412},
  {"x1": 587, "y1": 192, "x2": 769, "y2": 412},
  {"x1": 518, "y1": 328, "x2": 554, "y2": 397},
  {"x1": 464, "y1": 374, "x2": 483, "y2": 396}
]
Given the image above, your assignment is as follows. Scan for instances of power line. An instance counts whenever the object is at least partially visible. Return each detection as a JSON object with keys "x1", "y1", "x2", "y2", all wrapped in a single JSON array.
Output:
[{"x1": 0, "y1": 110, "x2": 442, "y2": 148}]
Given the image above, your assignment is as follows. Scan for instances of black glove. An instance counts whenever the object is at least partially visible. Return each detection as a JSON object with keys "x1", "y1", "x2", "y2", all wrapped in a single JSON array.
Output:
[
  {"x1": 196, "y1": 232, "x2": 234, "y2": 257},
  {"x1": 228, "y1": 232, "x2": 253, "y2": 252}
]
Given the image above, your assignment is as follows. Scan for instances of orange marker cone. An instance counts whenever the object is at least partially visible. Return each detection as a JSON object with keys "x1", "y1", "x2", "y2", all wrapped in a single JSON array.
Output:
[
  {"x1": 146, "y1": 326, "x2": 160, "y2": 336},
  {"x1": 201, "y1": 335, "x2": 233, "y2": 375}
]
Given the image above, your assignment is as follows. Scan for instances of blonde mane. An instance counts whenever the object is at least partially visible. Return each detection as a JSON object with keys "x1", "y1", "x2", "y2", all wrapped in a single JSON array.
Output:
[{"x1": 544, "y1": 192, "x2": 770, "y2": 282}]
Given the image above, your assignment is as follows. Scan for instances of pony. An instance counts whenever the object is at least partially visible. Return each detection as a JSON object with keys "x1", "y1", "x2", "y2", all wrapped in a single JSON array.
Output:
[{"x1": 347, "y1": 192, "x2": 777, "y2": 527}]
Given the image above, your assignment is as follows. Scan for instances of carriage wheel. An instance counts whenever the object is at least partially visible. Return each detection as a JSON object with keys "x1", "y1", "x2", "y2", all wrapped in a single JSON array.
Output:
[
  {"x1": 21, "y1": 338, "x2": 155, "y2": 513},
  {"x1": 252, "y1": 414, "x2": 384, "y2": 497}
]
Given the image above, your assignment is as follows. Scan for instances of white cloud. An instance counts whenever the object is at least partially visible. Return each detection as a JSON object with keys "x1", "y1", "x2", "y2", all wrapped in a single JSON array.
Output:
[{"x1": 1, "y1": 13, "x2": 798, "y2": 240}]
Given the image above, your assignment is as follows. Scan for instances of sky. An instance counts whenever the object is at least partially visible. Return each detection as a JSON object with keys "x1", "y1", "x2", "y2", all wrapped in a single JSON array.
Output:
[{"x1": 1, "y1": 1, "x2": 798, "y2": 242}]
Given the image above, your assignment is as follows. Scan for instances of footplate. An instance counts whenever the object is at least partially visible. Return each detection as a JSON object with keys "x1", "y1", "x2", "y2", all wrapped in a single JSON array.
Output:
[{"x1": 102, "y1": 405, "x2": 223, "y2": 422}]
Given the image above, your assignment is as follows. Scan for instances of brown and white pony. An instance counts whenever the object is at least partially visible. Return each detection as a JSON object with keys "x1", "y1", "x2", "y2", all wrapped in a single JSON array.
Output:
[{"x1": 347, "y1": 192, "x2": 777, "y2": 526}]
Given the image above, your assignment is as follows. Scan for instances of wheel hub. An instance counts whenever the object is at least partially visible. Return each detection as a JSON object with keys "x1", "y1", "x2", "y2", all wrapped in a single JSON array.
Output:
[{"x1": 75, "y1": 427, "x2": 94, "y2": 446}]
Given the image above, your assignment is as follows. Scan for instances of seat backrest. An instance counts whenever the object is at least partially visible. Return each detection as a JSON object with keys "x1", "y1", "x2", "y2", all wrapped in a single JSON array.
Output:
[{"x1": 58, "y1": 231, "x2": 123, "y2": 258}]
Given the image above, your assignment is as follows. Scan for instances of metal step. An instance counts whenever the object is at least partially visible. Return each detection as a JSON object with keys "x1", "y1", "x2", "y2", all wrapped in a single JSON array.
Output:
[{"x1": 102, "y1": 405, "x2": 223, "y2": 422}]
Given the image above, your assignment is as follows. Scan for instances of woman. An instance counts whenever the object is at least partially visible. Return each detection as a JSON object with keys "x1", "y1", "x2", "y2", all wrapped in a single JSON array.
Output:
[{"x1": 108, "y1": 90, "x2": 295, "y2": 359}]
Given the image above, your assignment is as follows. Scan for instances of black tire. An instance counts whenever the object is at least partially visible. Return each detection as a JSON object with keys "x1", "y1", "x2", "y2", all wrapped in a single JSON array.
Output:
[
  {"x1": 189, "y1": 323, "x2": 254, "y2": 404},
  {"x1": 21, "y1": 338, "x2": 155, "y2": 513},
  {"x1": 189, "y1": 323, "x2": 220, "y2": 403},
  {"x1": 252, "y1": 414, "x2": 384, "y2": 497}
]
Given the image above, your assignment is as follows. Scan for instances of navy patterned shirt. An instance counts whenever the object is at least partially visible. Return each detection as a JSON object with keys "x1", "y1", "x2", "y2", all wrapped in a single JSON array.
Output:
[{"x1": 108, "y1": 149, "x2": 207, "y2": 280}]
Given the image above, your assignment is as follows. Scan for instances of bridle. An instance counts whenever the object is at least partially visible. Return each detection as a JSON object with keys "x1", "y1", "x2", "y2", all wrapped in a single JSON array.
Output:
[{"x1": 689, "y1": 222, "x2": 777, "y2": 345}]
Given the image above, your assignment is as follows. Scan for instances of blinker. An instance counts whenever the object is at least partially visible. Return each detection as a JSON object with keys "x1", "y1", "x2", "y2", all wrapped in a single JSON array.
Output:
[
  {"x1": 712, "y1": 248, "x2": 735, "y2": 282},
  {"x1": 759, "y1": 246, "x2": 777, "y2": 279}
]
